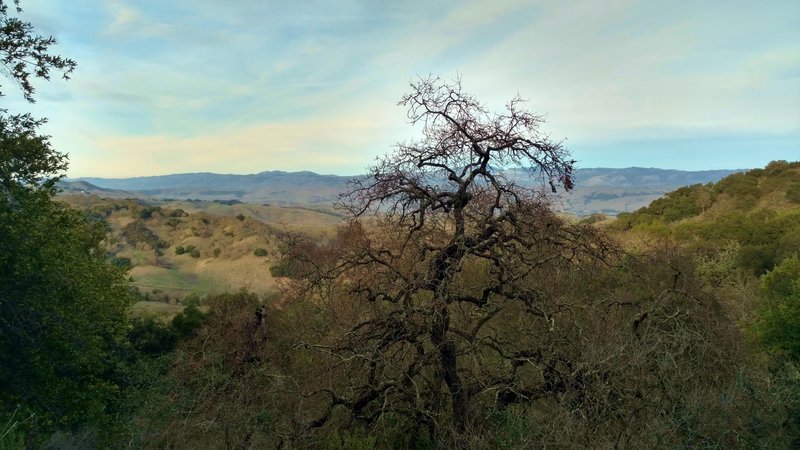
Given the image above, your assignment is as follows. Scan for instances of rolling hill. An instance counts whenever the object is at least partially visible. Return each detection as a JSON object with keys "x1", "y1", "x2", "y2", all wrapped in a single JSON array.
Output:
[
  {"x1": 70, "y1": 170, "x2": 351, "y2": 205},
  {"x1": 59, "y1": 195, "x2": 342, "y2": 301}
]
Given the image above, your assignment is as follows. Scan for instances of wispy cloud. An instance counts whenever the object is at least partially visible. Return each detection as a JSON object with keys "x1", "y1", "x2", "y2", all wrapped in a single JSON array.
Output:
[
  {"x1": 10, "y1": 0, "x2": 800, "y2": 177},
  {"x1": 103, "y1": 1, "x2": 140, "y2": 37}
]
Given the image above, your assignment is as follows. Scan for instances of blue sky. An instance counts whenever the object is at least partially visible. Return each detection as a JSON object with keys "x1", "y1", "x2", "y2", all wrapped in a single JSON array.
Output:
[{"x1": 5, "y1": 0, "x2": 799, "y2": 177}]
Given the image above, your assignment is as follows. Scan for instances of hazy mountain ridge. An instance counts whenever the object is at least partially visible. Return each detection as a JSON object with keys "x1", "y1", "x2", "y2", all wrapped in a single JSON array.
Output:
[
  {"x1": 570, "y1": 167, "x2": 741, "y2": 187},
  {"x1": 57, "y1": 180, "x2": 141, "y2": 198},
  {"x1": 76, "y1": 170, "x2": 348, "y2": 191},
  {"x1": 64, "y1": 167, "x2": 743, "y2": 215}
]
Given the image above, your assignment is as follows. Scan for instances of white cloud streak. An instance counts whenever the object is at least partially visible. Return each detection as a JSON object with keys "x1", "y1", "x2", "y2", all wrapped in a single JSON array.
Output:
[{"x1": 11, "y1": 0, "x2": 800, "y2": 176}]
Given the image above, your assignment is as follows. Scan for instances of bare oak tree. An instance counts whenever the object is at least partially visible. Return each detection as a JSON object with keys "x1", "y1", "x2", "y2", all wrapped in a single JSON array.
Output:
[{"x1": 290, "y1": 76, "x2": 610, "y2": 443}]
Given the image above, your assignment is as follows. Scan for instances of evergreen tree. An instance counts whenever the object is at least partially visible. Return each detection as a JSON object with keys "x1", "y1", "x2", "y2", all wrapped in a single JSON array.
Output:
[{"x1": 0, "y1": 1, "x2": 132, "y2": 445}]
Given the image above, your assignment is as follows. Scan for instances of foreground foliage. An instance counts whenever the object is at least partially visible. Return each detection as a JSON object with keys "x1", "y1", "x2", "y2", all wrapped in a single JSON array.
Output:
[
  {"x1": 754, "y1": 256, "x2": 800, "y2": 362},
  {"x1": 0, "y1": 192, "x2": 134, "y2": 444},
  {"x1": 134, "y1": 247, "x2": 797, "y2": 448},
  {"x1": 0, "y1": 2, "x2": 139, "y2": 446}
]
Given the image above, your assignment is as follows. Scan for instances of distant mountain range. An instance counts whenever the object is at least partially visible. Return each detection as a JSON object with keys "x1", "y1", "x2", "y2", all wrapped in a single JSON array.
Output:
[
  {"x1": 566, "y1": 167, "x2": 741, "y2": 187},
  {"x1": 61, "y1": 167, "x2": 742, "y2": 216}
]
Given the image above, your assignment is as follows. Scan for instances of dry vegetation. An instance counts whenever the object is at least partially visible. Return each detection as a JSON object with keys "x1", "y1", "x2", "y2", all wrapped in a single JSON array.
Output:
[{"x1": 51, "y1": 159, "x2": 800, "y2": 450}]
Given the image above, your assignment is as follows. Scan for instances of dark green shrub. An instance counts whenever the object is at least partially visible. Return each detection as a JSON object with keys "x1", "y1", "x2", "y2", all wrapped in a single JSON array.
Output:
[
  {"x1": 754, "y1": 256, "x2": 800, "y2": 361},
  {"x1": 213, "y1": 248, "x2": 221, "y2": 257},
  {"x1": 189, "y1": 248, "x2": 200, "y2": 258},
  {"x1": 128, "y1": 317, "x2": 178, "y2": 356},
  {"x1": 122, "y1": 220, "x2": 163, "y2": 249},
  {"x1": 269, "y1": 259, "x2": 296, "y2": 277},
  {"x1": 644, "y1": 184, "x2": 703, "y2": 223},
  {"x1": 183, "y1": 292, "x2": 201, "y2": 306},
  {"x1": 212, "y1": 199, "x2": 242, "y2": 206},
  {"x1": 253, "y1": 248, "x2": 268, "y2": 257},
  {"x1": 765, "y1": 160, "x2": 790, "y2": 175},
  {"x1": 236, "y1": 213, "x2": 246, "y2": 221},
  {"x1": 171, "y1": 304, "x2": 207, "y2": 338},
  {"x1": 714, "y1": 172, "x2": 760, "y2": 199},
  {"x1": 110, "y1": 256, "x2": 132, "y2": 269},
  {"x1": 138, "y1": 206, "x2": 162, "y2": 219},
  {"x1": 738, "y1": 244, "x2": 777, "y2": 276},
  {"x1": 175, "y1": 245, "x2": 185, "y2": 255}
]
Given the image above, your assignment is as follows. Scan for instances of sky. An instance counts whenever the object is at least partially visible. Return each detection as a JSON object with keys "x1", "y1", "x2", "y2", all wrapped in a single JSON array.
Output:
[{"x1": 4, "y1": 0, "x2": 799, "y2": 177}]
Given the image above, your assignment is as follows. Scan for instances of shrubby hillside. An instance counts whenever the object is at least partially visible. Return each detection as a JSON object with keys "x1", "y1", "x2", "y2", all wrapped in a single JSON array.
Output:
[
  {"x1": 613, "y1": 160, "x2": 800, "y2": 275},
  {"x1": 609, "y1": 161, "x2": 800, "y2": 376}
]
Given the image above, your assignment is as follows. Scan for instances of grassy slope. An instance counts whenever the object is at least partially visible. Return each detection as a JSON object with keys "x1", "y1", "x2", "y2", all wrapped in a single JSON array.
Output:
[{"x1": 61, "y1": 195, "x2": 342, "y2": 299}]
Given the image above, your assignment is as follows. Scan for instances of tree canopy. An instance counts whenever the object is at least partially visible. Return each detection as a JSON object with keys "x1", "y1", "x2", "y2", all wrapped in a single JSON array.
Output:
[
  {"x1": 1, "y1": 0, "x2": 76, "y2": 103},
  {"x1": 0, "y1": 0, "x2": 74, "y2": 199},
  {"x1": 0, "y1": 2, "x2": 135, "y2": 446}
]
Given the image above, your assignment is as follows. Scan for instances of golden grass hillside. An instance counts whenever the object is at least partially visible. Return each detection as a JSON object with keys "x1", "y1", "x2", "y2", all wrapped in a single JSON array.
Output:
[{"x1": 60, "y1": 195, "x2": 342, "y2": 299}]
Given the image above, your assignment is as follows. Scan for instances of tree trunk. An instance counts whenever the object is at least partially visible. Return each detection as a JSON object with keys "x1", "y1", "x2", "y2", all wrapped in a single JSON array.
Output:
[
  {"x1": 431, "y1": 302, "x2": 469, "y2": 432},
  {"x1": 430, "y1": 205, "x2": 470, "y2": 436}
]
